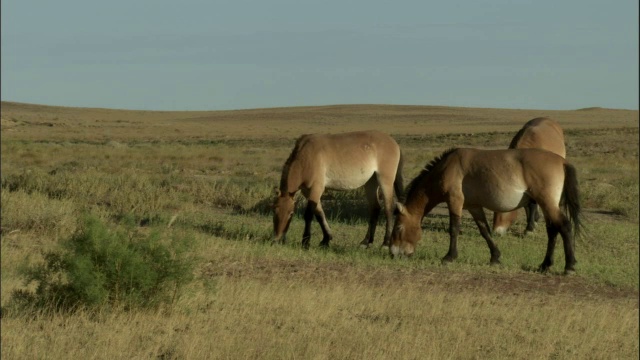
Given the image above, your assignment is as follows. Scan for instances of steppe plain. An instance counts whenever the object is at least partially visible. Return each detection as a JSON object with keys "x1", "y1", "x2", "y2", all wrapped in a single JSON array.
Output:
[{"x1": 1, "y1": 102, "x2": 638, "y2": 359}]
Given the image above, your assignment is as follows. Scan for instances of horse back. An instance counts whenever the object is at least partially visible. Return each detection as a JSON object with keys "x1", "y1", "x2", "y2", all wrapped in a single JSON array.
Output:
[
  {"x1": 299, "y1": 130, "x2": 399, "y2": 162},
  {"x1": 510, "y1": 117, "x2": 566, "y2": 158},
  {"x1": 291, "y1": 130, "x2": 401, "y2": 190},
  {"x1": 447, "y1": 148, "x2": 567, "y2": 211}
]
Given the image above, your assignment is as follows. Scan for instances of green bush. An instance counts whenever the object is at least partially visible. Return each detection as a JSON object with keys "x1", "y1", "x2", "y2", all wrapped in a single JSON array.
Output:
[{"x1": 7, "y1": 216, "x2": 195, "y2": 314}]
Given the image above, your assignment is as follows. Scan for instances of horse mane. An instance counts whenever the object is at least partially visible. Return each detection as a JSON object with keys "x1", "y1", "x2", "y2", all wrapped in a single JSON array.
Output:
[
  {"x1": 508, "y1": 117, "x2": 549, "y2": 149},
  {"x1": 403, "y1": 148, "x2": 458, "y2": 200},
  {"x1": 508, "y1": 126, "x2": 528, "y2": 149},
  {"x1": 279, "y1": 134, "x2": 310, "y2": 192}
]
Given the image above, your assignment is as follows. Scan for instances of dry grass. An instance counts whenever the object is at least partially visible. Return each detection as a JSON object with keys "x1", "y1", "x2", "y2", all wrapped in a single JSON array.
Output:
[
  {"x1": 2, "y1": 237, "x2": 638, "y2": 360},
  {"x1": 1, "y1": 101, "x2": 638, "y2": 359},
  {"x1": 2, "y1": 287, "x2": 637, "y2": 360}
]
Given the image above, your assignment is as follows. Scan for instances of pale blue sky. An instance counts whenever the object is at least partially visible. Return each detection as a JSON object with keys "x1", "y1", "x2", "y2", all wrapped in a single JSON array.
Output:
[{"x1": 2, "y1": 0, "x2": 638, "y2": 111}]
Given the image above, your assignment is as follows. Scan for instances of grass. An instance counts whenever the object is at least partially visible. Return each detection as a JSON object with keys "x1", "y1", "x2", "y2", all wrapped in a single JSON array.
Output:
[
  {"x1": 1, "y1": 102, "x2": 638, "y2": 359},
  {"x1": 4, "y1": 276, "x2": 636, "y2": 359},
  {"x1": 2, "y1": 233, "x2": 638, "y2": 359}
]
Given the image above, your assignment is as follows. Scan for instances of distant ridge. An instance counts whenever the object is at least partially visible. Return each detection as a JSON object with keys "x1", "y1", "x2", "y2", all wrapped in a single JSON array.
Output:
[
  {"x1": 2, "y1": 101, "x2": 637, "y2": 113},
  {"x1": 2, "y1": 100, "x2": 637, "y2": 143}
]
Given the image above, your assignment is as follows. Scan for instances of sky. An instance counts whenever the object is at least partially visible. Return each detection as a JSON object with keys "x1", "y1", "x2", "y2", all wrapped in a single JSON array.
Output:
[{"x1": 1, "y1": 0, "x2": 638, "y2": 111}]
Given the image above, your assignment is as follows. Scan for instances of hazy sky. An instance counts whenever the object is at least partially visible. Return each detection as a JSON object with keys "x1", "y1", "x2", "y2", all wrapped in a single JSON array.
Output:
[{"x1": 2, "y1": 0, "x2": 638, "y2": 111}]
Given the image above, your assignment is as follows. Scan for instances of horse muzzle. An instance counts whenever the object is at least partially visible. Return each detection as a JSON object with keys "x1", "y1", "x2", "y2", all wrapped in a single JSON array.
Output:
[{"x1": 390, "y1": 244, "x2": 413, "y2": 259}]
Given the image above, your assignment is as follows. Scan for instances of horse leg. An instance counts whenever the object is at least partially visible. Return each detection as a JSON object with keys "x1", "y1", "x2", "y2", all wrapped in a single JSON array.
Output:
[
  {"x1": 313, "y1": 201, "x2": 333, "y2": 248},
  {"x1": 300, "y1": 185, "x2": 332, "y2": 249},
  {"x1": 524, "y1": 200, "x2": 538, "y2": 234},
  {"x1": 443, "y1": 195, "x2": 464, "y2": 263},
  {"x1": 376, "y1": 173, "x2": 396, "y2": 248},
  {"x1": 468, "y1": 208, "x2": 501, "y2": 265},
  {"x1": 558, "y1": 215, "x2": 577, "y2": 274},
  {"x1": 539, "y1": 215, "x2": 558, "y2": 272},
  {"x1": 360, "y1": 177, "x2": 381, "y2": 248},
  {"x1": 301, "y1": 200, "x2": 316, "y2": 250},
  {"x1": 302, "y1": 200, "x2": 333, "y2": 248}
]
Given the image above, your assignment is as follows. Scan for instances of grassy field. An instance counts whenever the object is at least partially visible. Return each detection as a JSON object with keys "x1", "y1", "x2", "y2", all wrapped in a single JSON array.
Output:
[{"x1": 1, "y1": 101, "x2": 638, "y2": 359}]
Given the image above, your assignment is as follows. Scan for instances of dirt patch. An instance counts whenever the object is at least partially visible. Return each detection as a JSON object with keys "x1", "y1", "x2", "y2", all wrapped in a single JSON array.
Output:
[{"x1": 201, "y1": 256, "x2": 638, "y2": 306}]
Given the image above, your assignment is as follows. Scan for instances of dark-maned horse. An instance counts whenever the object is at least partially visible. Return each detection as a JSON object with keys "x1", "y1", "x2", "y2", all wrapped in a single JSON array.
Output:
[
  {"x1": 493, "y1": 117, "x2": 567, "y2": 236},
  {"x1": 274, "y1": 130, "x2": 403, "y2": 249},
  {"x1": 390, "y1": 148, "x2": 582, "y2": 274}
]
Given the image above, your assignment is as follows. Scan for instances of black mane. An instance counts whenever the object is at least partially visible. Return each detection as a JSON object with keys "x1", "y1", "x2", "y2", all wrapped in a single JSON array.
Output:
[
  {"x1": 403, "y1": 148, "x2": 458, "y2": 200},
  {"x1": 508, "y1": 125, "x2": 528, "y2": 149},
  {"x1": 508, "y1": 117, "x2": 548, "y2": 149},
  {"x1": 279, "y1": 134, "x2": 310, "y2": 192}
]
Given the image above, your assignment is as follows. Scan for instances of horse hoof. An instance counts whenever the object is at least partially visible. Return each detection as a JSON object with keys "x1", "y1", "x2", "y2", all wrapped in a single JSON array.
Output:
[
  {"x1": 380, "y1": 245, "x2": 390, "y2": 252},
  {"x1": 359, "y1": 243, "x2": 369, "y2": 249},
  {"x1": 563, "y1": 269, "x2": 576, "y2": 276},
  {"x1": 537, "y1": 266, "x2": 549, "y2": 273},
  {"x1": 441, "y1": 256, "x2": 455, "y2": 264},
  {"x1": 490, "y1": 260, "x2": 501, "y2": 266}
]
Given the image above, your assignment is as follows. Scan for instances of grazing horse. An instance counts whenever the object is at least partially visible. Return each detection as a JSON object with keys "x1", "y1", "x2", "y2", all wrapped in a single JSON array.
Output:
[
  {"x1": 493, "y1": 117, "x2": 567, "y2": 236},
  {"x1": 273, "y1": 130, "x2": 403, "y2": 249},
  {"x1": 390, "y1": 148, "x2": 582, "y2": 274}
]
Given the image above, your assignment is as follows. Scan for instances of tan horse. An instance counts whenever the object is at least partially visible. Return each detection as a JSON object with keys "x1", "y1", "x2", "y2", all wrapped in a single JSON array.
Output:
[
  {"x1": 273, "y1": 130, "x2": 403, "y2": 249},
  {"x1": 493, "y1": 117, "x2": 567, "y2": 236},
  {"x1": 390, "y1": 148, "x2": 582, "y2": 274}
]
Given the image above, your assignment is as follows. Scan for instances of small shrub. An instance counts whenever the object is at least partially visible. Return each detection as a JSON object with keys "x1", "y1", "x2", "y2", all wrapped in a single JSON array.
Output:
[{"x1": 6, "y1": 216, "x2": 195, "y2": 314}]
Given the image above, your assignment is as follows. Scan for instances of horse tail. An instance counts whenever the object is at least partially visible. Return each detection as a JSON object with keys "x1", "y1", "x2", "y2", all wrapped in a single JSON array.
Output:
[
  {"x1": 561, "y1": 163, "x2": 583, "y2": 237},
  {"x1": 394, "y1": 151, "x2": 404, "y2": 201}
]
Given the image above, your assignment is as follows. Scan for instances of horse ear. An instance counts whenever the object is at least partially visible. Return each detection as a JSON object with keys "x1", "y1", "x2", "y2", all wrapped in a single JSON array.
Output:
[{"x1": 395, "y1": 202, "x2": 407, "y2": 215}]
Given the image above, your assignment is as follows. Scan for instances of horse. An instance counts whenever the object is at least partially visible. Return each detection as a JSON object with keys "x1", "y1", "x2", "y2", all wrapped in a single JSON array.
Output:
[
  {"x1": 273, "y1": 130, "x2": 403, "y2": 249},
  {"x1": 493, "y1": 117, "x2": 567, "y2": 236},
  {"x1": 389, "y1": 147, "x2": 582, "y2": 274}
]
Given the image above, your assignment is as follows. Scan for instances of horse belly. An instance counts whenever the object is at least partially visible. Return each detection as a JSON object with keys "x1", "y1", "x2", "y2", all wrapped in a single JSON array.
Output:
[
  {"x1": 479, "y1": 191, "x2": 529, "y2": 212},
  {"x1": 463, "y1": 181, "x2": 528, "y2": 212},
  {"x1": 325, "y1": 163, "x2": 376, "y2": 190}
]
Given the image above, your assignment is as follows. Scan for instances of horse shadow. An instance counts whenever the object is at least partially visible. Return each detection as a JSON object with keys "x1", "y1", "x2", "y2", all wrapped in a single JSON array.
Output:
[
  {"x1": 248, "y1": 189, "x2": 372, "y2": 224},
  {"x1": 249, "y1": 189, "x2": 463, "y2": 233}
]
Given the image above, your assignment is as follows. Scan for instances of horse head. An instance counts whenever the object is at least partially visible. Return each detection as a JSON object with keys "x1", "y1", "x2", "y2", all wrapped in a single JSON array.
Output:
[
  {"x1": 389, "y1": 202, "x2": 422, "y2": 258},
  {"x1": 272, "y1": 187, "x2": 295, "y2": 243}
]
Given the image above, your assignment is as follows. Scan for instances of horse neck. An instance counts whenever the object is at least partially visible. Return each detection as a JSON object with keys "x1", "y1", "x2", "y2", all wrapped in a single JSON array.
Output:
[
  {"x1": 280, "y1": 160, "x2": 303, "y2": 194},
  {"x1": 404, "y1": 175, "x2": 439, "y2": 219}
]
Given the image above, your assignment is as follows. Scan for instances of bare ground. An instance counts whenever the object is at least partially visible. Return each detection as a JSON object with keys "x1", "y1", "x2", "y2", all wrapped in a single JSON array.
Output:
[{"x1": 200, "y1": 255, "x2": 639, "y2": 306}]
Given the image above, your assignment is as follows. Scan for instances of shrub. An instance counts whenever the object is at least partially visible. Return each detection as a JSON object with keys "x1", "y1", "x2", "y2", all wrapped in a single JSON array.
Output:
[{"x1": 7, "y1": 216, "x2": 195, "y2": 314}]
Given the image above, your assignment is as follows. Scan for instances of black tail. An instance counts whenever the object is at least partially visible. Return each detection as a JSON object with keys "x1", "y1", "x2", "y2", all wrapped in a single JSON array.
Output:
[
  {"x1": 394, "y1": 151, "x2": 404, "y2": 202},
  {"x1": 562, "y1": 163, "x2": 583, "y2": 237}
]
